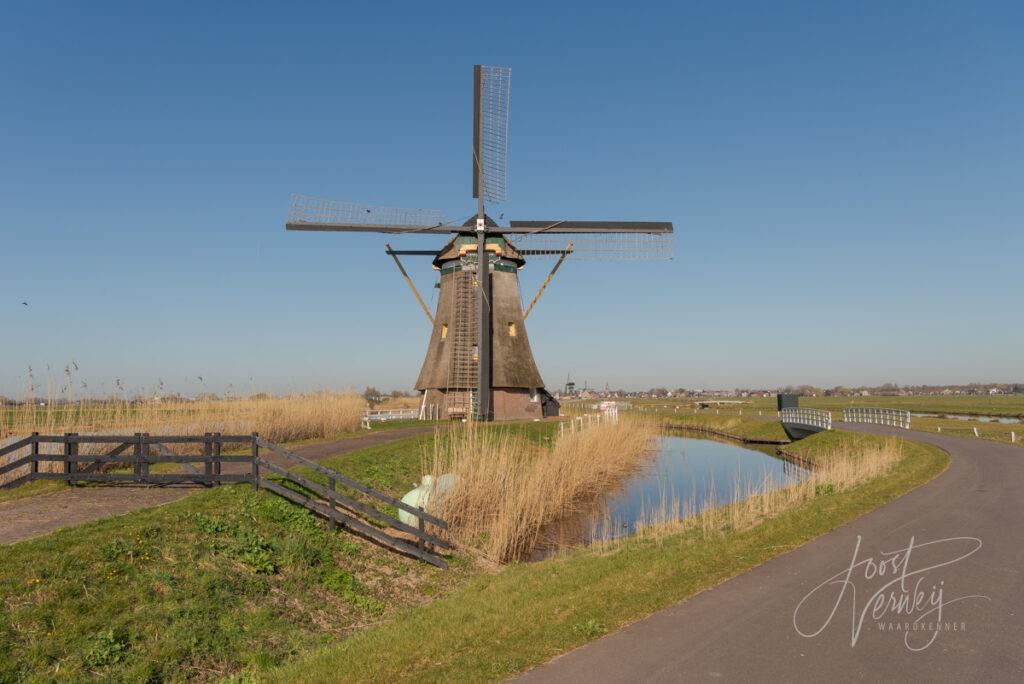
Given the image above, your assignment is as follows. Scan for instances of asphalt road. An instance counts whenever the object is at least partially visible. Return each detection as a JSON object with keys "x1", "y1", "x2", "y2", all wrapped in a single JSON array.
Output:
[{"x1": 517, "y1": 425, "x2": 1024, "y2": 683}]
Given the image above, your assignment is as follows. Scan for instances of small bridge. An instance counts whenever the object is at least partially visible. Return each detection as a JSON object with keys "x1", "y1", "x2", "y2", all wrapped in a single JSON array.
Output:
[
  {"x1": 779, "y1": 408, "x2": 833, "y2": 440},
  {"x1": 0, "y1": 432, "x2": 450, "y2": 568}
]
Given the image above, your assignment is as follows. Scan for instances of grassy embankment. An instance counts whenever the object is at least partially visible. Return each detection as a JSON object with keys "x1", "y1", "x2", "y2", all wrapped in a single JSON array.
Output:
[
  {"x1": 266, "y1": 428, "x2": 948, "y2": 682},
  {"x1": 0, "y1": 422, "x2": 566, "y2": 681},
  {"x1": 1, "y1": 418, "x2": 948, "y2": 682},
  {"x1": 0, "y1": 427, "x2": 472, "y2": 682}
]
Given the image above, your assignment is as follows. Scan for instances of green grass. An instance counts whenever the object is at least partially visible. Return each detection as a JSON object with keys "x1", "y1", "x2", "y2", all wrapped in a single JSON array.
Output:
[
  {"x1": 266, "y1": 431, "x2": 948, "y2": 683},
  {"x1": 0, "y1": 485, "x2": 469, "y2": 683},
  {"x1": 660, "y1": 412, "x2": 790, "y2": 443}
]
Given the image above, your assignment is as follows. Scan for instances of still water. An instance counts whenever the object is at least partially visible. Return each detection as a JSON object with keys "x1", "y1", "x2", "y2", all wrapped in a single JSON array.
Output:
[
  {"x1": 538, "y1": 435, "x2": 808, "y2": 555},
  {"x1": 910, "y1": 412, "x2": 1021, "y2": 425}
]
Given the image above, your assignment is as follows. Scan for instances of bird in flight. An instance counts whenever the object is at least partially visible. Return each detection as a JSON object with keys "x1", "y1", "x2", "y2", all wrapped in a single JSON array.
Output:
[{"x1": 21, "y1": 302, "x2": 28, "y2": 306}]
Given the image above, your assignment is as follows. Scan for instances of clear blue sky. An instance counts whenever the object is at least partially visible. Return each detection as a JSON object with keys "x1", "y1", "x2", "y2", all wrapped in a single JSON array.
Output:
[{"x1": 2, "y1": 1, "x2": 1021, "y2": 398}]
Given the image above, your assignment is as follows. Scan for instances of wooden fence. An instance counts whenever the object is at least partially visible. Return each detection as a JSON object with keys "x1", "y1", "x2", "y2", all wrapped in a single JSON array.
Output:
[{"x1": 0, "y1": 433, "x2": 450, "y2": 568}]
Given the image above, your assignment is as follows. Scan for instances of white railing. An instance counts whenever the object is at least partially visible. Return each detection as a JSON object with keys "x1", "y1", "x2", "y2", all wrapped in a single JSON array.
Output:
[
  {"x1": 843, "y1": 407, "x2": 911, "y2": 429},
  {"x1": 780, "y1": 408, "x2": 833, "y2": 431},
  {"x1": 362, "y1": 408, "x2": 419, "y2": 430}
]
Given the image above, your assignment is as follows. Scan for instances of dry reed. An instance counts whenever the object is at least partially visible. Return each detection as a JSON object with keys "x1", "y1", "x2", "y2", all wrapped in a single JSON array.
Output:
[
  {"x1": 424, "y1": 418, "x2": 657, "y2": 563},
  {"x1": 0, "y1": 392, "x2": 365, "y2": 484}
]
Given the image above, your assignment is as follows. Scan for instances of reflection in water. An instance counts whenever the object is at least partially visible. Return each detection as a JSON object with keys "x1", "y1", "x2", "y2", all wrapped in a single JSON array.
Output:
[
  {"x1": 535, "y1": 435, "x2": 808, "y2": 556},
  {"x1": 910, "y1": 412, "x2": 1021, "y2": 425}
]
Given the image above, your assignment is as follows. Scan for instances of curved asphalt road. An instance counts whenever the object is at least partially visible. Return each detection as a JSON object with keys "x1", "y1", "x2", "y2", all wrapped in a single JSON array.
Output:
[{"x1": 517, "y1": 425, "x2": 1024, "y2": 683}]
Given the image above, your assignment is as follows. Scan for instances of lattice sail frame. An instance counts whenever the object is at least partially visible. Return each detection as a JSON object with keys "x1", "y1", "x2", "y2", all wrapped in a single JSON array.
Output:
[
  {"x1": 512, "y1": 232, "x2": 673, "y2": 261},
  {"x1": 288, "y1": 195, "x2": 446, "y2": 228},
  {"x1": 474, "y1": 65, "x2": 512, "y2": 203}
]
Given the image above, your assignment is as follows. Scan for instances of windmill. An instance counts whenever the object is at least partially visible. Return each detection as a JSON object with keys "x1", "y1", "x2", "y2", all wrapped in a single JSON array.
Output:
[{"x1": 286, "y1": 65, "x2": 673, "y2": 422}]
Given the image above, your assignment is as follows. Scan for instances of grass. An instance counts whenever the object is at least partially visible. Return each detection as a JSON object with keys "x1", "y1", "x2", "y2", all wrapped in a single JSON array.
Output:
[
  {"x1": 266, "y1": 430, "x2": 948, "y2": 682},
  {"x1": 0, "y1": 485, "x2": 469, "y2": 683},
  {"x1": 661, "y1": 411, "x2": 790, "y2": 442}
]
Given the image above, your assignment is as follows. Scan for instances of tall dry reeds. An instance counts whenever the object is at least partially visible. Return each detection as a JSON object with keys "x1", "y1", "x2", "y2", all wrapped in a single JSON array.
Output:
[
  {"x1": 0, "y1": 393, "x2": 366, "y2": 484},
  {"x1": 424, "y1": 418, "x2": 657, "y2": 563},
  {"x1": 1, "y1": 392, "x2": 365, "y2": 443}
]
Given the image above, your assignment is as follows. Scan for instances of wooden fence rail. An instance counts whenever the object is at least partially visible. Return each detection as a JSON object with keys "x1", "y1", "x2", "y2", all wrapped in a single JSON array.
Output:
[{"x1": 0, "y1": 432, "x2": 450, "y2": 568}]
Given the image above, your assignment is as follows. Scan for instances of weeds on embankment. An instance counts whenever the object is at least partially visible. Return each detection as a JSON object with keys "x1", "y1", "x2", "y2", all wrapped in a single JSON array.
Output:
[{"x1": 425, "y1": 418, "x2": 657, "y2": 563}]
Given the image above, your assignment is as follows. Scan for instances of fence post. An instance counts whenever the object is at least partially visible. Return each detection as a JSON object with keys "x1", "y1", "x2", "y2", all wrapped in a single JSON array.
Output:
[
  {"x1": 417, "y1": 506, "x2": 427, "y2": 551},
  {"x1": 251, "y1": 433, "x2": 259, "y2": 491},
  {"x1": 213, "y1": 432, "x2": 222, "y2": 486},
  {"x1": 141, "y1": 433, "x2": 150, "y2": 481},
  {"x1": 30, "y1": 431, "x2": 39, "y2": 478},
  {"x1": 973, "y1": 427, "x2": 979, "y2": 437},
  {"x1": 133, "y1": 433, "x2": 143, "y2": 481},
  {"x1": 64, "y1": 433, "x2": 77, "y2": 484},
  {"x1": 327, "y1": 476, "x2": 338, "y2": 530},
  {"x1": 1011, "y1": 431, "x2": 1016, "y2": 443},
  {"x1": 203, "y1": 432, "x2": 212, "y2": 486}
]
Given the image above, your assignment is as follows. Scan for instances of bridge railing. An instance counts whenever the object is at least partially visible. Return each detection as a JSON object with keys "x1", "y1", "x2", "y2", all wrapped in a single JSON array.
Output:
[
  {"x1": 779, "y1": 408, "x2": 833, "y2": 431},
  {"x1": 843, "y1": 407, "x2": 911, "y2": 429}
]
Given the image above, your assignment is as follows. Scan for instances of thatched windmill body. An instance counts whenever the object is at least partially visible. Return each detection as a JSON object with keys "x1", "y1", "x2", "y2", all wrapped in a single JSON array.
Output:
[{"x1": 287, "y1": 66, "x2": 673, "y2": 421}]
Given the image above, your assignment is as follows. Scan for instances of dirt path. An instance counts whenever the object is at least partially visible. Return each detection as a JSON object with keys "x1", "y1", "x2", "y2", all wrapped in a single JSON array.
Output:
[{"x1": 0, "y1": 425, "x2": 438, "y2": 546}]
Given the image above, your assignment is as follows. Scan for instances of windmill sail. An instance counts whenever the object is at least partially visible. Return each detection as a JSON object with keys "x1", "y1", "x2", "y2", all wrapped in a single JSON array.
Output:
[
  {"x1": 286, "y1": 195, "x2": 451, "y2": 233},
  {"x1": 473, "y1": 65, "x2": 512, "y2": 204}
]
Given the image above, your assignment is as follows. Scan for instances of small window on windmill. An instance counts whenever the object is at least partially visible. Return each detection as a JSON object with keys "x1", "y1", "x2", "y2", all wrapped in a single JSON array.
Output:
[
  {"x1": 507, "y1": 322, "x2": 517, "y2": 337},
  {"x1": 441, "y1": 323, "x2": 448, "y2": 340}
]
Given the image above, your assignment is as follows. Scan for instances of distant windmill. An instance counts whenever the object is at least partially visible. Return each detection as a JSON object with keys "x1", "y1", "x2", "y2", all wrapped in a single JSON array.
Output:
[{"x1": 287, "y1": 65, "x2": 673, "y2": 421}]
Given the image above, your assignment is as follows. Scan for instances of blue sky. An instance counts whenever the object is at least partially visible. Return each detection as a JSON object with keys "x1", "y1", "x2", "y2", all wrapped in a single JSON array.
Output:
[{"x1": 1, "y1": 1, "x2": 1021, "y2": 397}]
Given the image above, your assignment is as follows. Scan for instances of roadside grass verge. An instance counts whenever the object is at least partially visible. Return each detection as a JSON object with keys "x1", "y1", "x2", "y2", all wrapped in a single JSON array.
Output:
[{"x1": 266, "y1": 431, "x2": 948, "y2": 683}]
